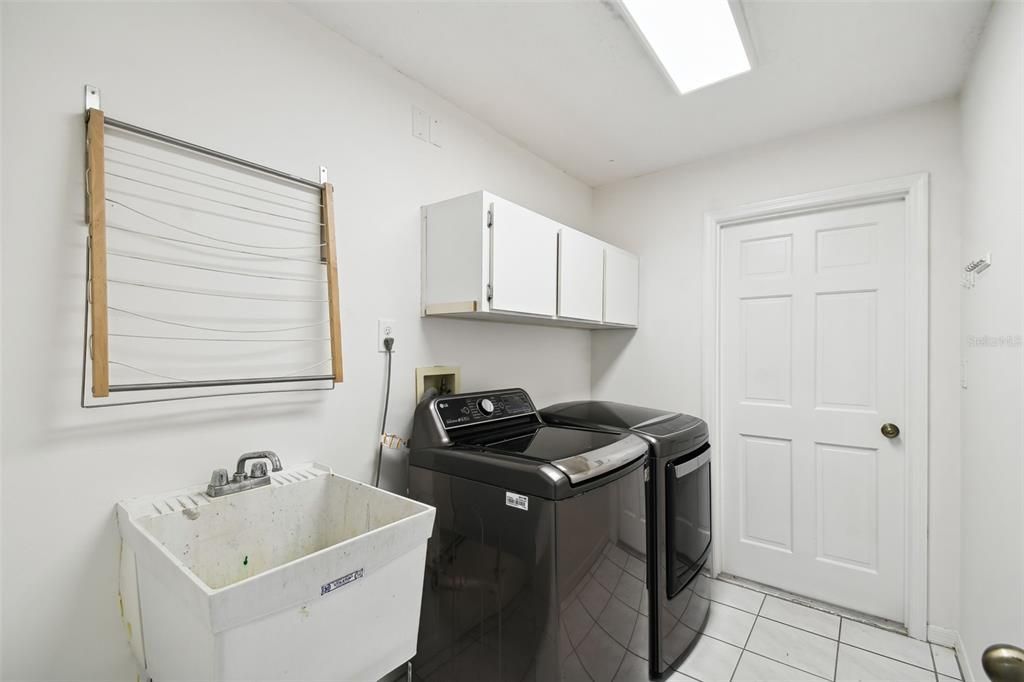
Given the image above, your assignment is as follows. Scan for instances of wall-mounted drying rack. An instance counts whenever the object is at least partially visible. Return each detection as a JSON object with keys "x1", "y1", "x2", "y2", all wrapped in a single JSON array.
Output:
[{"x1": 82, "y1": 85, "x2": 343, "y2": 406}]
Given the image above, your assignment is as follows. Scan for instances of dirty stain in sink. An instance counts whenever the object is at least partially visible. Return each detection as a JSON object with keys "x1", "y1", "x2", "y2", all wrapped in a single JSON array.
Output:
[{"x1": 182, "y1": 508, "x2": 200, "y2": 521}]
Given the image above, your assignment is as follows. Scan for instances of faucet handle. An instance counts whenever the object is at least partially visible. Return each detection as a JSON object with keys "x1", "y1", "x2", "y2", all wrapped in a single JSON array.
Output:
[
  {"x1": 207, "y1": 468, "x2": 229, "y2": 496},
  {"x1": 250, "y1": 461, "x2": 268, "y2": 479}
]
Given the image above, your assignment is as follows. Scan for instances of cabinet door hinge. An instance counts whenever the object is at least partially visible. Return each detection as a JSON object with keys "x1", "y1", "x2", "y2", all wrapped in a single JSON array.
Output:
[
  {"x1": 486, "y1": 283, "x2": 493, "y2": 302},
  {"x1": 486, "y1": 205, "x2": 494, "y2": 228}
]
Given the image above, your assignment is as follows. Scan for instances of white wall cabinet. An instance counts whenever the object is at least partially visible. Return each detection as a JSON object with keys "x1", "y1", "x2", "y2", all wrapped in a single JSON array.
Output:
[
  {"x1": 604, "y1": 246, "x2": 640, "y2": 326},
  {"x1": 489, "y1": 196, "x2": 559, "y2": 317},
  {"x1": 422, "y1": 191, "x2": 638, "y2": 329},
  {"x1": 558, "y1": 227, "x2": 605, "y2": 322}
]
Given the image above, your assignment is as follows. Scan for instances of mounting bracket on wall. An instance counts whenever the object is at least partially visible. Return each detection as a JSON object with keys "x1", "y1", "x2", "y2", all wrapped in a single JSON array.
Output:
[
  {"x1": 961, "y1": 252, "x2": 992, "y2": 289},
  {"x1": 84, "y1": 84, "x2": 101, "y2": 111}
]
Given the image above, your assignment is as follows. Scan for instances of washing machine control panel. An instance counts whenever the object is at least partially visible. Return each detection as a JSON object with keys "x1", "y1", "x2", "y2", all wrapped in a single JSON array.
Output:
[{"x1": 435, "y1": 389, "x2": 535, "y2": 429}]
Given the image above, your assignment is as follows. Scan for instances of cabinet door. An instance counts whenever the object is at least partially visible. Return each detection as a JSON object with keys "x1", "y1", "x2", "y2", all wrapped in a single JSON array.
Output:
[
  {"x1": 489, "y1": 198, "x2": 559, "y2": 317},
  {"x1": 604, "y1": 247, "x2": 639, "y2": 326},
  {"x1": 558, "y1": 228, "x2": 605, "y2": 322}
]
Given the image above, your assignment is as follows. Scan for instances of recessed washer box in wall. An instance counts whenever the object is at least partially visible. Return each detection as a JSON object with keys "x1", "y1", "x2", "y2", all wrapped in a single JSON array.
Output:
[
  {"x1": 115, "y1": 463, "x2": 435, "y2": 681},
  {"x1": 421, "y1": 191, "x2": 639, "y2": 329}
]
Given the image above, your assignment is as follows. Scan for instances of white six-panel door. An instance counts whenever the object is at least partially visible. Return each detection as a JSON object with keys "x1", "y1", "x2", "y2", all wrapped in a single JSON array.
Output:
[{"x1": 719, "y1": 200, "x2": 907, "y2": 622}]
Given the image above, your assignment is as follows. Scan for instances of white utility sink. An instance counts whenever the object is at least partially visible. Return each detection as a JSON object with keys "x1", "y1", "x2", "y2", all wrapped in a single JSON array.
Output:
[{"x1": 116, "y1": 462, "x2": 435, "y2": 682}]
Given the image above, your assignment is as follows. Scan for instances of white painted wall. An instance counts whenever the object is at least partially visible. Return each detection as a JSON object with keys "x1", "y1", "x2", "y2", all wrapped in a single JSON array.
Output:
[
  {"x1": 0, "y1": 3, "x2": 4, "y2": 677},
  {"x1": 958, "y1": 1, "x2": 1024, "y2": 678},
  {"x1": 589, "y1": 100, "x2": 964, "y2": 633},
  {"x1": 0, "y1": 3, "x2": 592, "y2": 679}
]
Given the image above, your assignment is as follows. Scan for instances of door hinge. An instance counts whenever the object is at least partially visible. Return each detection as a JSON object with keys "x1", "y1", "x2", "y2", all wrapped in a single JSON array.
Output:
[
  {"x1": 486, "y1": 205, "x2": 494, "y2": 228},
  {"x1": 486, "y1": 283, "x2": 493, "y2": 302}
]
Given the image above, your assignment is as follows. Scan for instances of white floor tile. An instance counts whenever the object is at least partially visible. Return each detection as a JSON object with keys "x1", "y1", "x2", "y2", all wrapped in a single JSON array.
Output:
[
  {"x1": 625, "y1": 554, "x2": 647, "y2": 580},
  {"x1": 561, "y1": 651, "x2": 591, "y2": 682},
  {"x1": 627, "y1": 614, "x2": 649, "y2": 659},
  {"x1": 746, "y1": 617, "x2": 838, "y2": 679},
  {"x1": 694, "y1": 599, "x2": 756, "y2": 648},
  {"x1": 940, "y1": 676, "x2": 961, "y2": 682},
  {"x1": 564, "y1": 597, "x2": 596, "y2": 647},
  {"x1": 760, "y1": 596, "x2": 841, "y2": 640},
  {"x1": 613, "y1": 571, "x2": 645, "y2": 610},
  {"x1": 836, "y1": 643, "x2": 934, "y2": 682},
  {"x1": 732, "y1": 651, "x2": 829, "y2": 682},
  {"x1": 595, "y1": 557, "x2": 625, "y2": 593},
  {"x1": 695, "y1": 576, "x2": 766, "y2": 614},
  {"x1": 606, "y1": 543, "x2": 629, "y2": 569},
  {"x1": 671, "y1": 633, "x2": 743, "y2": 682},
  {"x1": 931, "y1": 644, "x2": 962, "y2": 680},
  {"x1": 613, "y1": 650, "x2": 649, "y2": 682},
  {"x1": 581, "y1": 578, "x2": 613, "y2": 619},
  {"x1": 840, "y1": 620, "x2": 934, "y2": 670},
  {"x1": 599, "y1": 594, "x2": 640, "y2": 648},
  {"x1": 577, "y1": 621, "x2": 627, "y2": 682}
]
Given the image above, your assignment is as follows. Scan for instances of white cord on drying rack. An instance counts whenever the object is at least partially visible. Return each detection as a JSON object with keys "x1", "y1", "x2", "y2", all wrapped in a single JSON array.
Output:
[
  {"x1": 106, "y1": 157, "x2": 323, "y2": 215},
  {"x1": 107, "y1": 198, "x2": 325, "y2": 250},
  {"x1": 105, "y1": 171, "x2": 321, "y2": 224},
  {"x1": 110, "y1": 333, "x2": 330, "y2": 343},
  {"x1": 108, "y1": 357, "x2": 332, "y2": 383},
  {"x1": 108, "y1": 224, "x2": 326, "y2": 264},
  {"x1": 108, "y1": 188, "x2": 321, "y2": 235},
  {"x1": 104, "y1": 144, "x2": 322, "y2": 205},
  {"x1": 107, "y1": 250, "x2": 328, "y2": 283},
  {"x1": 108, "y1": 278, "x2": 328, "y2": 303},
  {"x1": 108, "y1": 305, "x2": 329, "y2": 333}
]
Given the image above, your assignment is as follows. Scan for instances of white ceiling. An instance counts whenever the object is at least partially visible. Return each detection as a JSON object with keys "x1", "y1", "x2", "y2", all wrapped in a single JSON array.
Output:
[{"x1": 296, "y1": 0, "x2": 991, "y2": 186}]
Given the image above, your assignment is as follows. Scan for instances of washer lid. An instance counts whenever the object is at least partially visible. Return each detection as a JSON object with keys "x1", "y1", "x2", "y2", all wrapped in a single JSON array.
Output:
[{"x1": 455, "y1": 425, "x2": 630, "y2": 463}]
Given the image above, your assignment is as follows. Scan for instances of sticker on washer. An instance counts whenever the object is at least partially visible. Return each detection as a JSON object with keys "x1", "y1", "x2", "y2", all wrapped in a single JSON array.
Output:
[
  {"x1": 321, "y1": 568, "x2": 364, "y2": 596},
  {"x1": 505, "y1": 492, "x2": 529, "y2": 511}
]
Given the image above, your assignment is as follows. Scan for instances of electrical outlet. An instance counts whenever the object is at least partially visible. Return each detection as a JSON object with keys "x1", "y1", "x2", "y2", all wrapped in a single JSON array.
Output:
[
  {"x1": 429, "y1": 114, "x2": 443, "y2": 148},
  {"x1": 411, "y1": 107, "x2": 428, "y2": 141},
  {"x1": 378, "y1": 318, "x2": 396, "y2": 352}
]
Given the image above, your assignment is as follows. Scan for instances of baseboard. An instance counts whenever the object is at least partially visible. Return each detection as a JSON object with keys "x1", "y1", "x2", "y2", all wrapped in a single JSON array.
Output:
[
  {"x1": 928, "y1": 625, "x2": 958, "y2": 647},
  {"x1": 928, "y1": 625, "x2": 975, "y2": 682}
]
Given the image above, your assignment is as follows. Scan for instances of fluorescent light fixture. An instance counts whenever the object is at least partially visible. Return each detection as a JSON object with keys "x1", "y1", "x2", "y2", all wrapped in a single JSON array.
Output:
[{"x1": 620, "y1": 0, "x2": 752, "y2": 95}]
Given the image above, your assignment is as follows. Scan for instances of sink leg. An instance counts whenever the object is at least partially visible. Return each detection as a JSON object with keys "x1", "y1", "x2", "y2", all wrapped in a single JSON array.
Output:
[{"x1": 406, "y1": 660, "x2": 412, "y2": 682}]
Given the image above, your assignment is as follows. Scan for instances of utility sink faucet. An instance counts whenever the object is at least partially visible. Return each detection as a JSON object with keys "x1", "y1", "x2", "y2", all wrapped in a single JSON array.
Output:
[{"x1": 207, "y1": 450, "x2": 283, "y2": 497}]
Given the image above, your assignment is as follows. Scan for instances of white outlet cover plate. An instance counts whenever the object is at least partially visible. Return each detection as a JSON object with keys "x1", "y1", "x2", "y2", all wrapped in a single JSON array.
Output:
[
  {"x1": 411, "y1": 107, "x2": 428, "y2": 141},
  {"x1": 378, "y1": 318, "x2": 396, "y2": 352},
  {"x1": 429, "y1": 114, "x2": 442, "y2": 148}
]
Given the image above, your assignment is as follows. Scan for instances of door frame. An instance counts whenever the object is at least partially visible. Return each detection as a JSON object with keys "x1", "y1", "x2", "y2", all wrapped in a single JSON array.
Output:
[{"x1": 701, "y1": 173, "x2": 930, "y2": 639}]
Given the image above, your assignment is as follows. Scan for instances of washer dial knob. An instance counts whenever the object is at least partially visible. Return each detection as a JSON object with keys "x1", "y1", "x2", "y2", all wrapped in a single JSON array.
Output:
[{"x1": 478, "y1": 398, "x2": 495, "y2": 416}]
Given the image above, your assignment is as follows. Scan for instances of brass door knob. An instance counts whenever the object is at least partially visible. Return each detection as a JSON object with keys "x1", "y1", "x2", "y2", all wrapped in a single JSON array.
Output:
[
  {"x1": 983, "y1": 644, "x2": 1024, "y2": 682},
  {"x1": 881, "y1": 423, "x2": 901, "y2": 438}
]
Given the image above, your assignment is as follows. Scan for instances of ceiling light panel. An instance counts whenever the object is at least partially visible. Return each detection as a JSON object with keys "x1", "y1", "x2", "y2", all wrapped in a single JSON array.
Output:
[{"x1": 621, "y1": 0, "x2": 752, "y2": 95}]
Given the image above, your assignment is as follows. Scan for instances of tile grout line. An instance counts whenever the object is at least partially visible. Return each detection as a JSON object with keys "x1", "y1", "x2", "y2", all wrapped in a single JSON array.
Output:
[
  {"x1": 834, "y1": 618, "x2": 843, "y2": 682},
  {"x1": 728, "y1": 594, "x2": 766, "y2": 682},
  {"x1": 701, "y1": 578, "x2": 938, "y2": 681},
  {"x1": 601, "y1": 566, "x2": 635, "y2": 682},
  {"x1": 724, "y1": 609, "x2": 935, "y2": 679}
]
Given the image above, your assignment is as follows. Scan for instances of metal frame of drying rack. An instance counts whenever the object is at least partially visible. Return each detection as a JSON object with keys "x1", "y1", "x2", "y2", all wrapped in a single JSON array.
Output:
[{"x1": 81, "y1": 85, "x2": 344, "y2": 406}]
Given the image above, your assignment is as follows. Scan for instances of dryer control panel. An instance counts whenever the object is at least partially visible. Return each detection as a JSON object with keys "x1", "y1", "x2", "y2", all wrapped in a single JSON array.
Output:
[{"x1": 434, "y1": 389, "x2": 535, "y2": 429}]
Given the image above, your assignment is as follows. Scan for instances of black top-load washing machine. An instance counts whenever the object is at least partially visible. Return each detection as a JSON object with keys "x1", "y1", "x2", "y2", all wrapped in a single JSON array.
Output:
[
  {"x1": 541, "y1": 400, "x2": 712, "y2": 678},
  {"x1": 408, "y1": 388, "x2": 652, "y2": 682}
]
